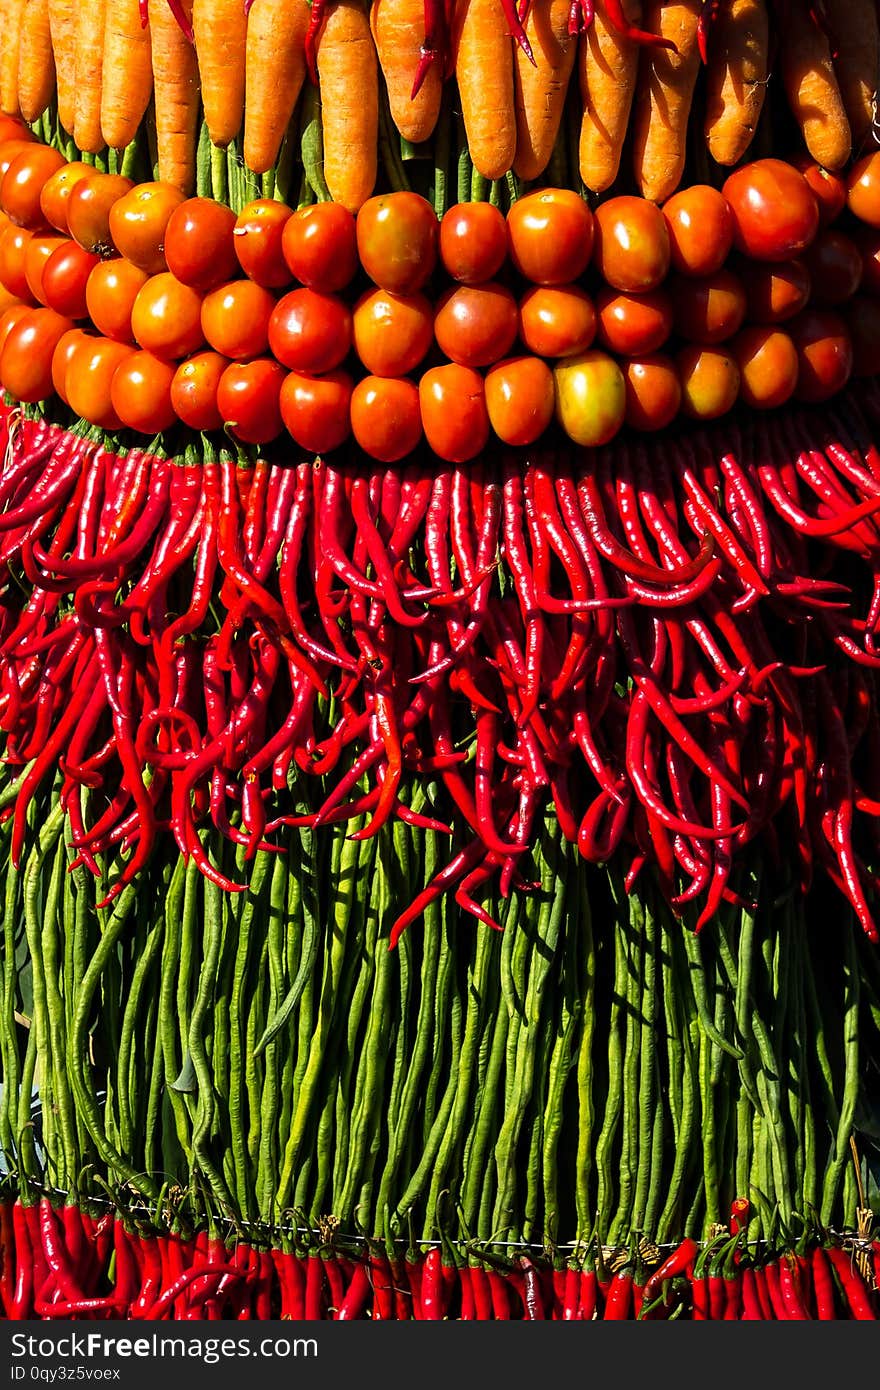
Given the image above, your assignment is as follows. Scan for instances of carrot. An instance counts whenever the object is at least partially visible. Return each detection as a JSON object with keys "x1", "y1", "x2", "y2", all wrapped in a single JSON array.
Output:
[
  {"x1": 149, "y1": 0, "x2": 200, "y2": 193},
  {"x1": 370, "y1": 0, "x2": 443, "y2": 144},
  {"x1": 193, "y1": 0, "x2": 247, "y2": 148},
  {"x1": 631, "y1": 1, "x2": 703, "y2": 203},
  {"x1": 779, "y1": 0, "x2": 851, "y2": 170},
  {"x1": 74, "y1": 1, "x2": 107, "y2": 154},
  {"x1": 315, "y1": 0, "x2": 378, "y2": 211},
  {"x1": 453, "y1": 0, "x2": 516, "y2": 179},
  {"x1": 0, "y1": 0, "x2": 25, "y2": 116},
  {"x1": 577, "y1": 0, "x2": 641, "y2": 193},
  {"x1": 48, "y1": 0, "x2": 77, "y2": 135},
  {"x1": 512, "y1": 0, "x2": 577, "y2": 180},
  {"x1": 17, "y1": 0, "x2": 55, "y2": 123},
  {"x1": 823, "y1": 0, "x2": 879, "y2": 150},
  {"x1": 243, "y1": 0, "x2": 310, "y2": 173},
  {"x1": 703, "y1": 0, "x2": 769, "y2": 167},
  {"x1": 100, "y1": 0, "x2": 153, "y2": 149}
]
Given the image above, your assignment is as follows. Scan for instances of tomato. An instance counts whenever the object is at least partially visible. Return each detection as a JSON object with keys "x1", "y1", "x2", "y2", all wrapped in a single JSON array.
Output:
[
  {"x1": 216, "y1": 359, "x2": 286, "y2": 444},
  {"x1": 111, "y1": 350, "x2": 178, "y2": 433},
  {"x1": 108, "y1": 181, "x2": 188, "y2": 274},
  {"x1": 350, "y1": 375, "x2": 423, "y2": 462},
  {"x1": 0, "y1": 305, "x2": 34, "y2": 361},
  {"x1": 418, "y1": 364, "x2": 489, "y2": 463},
  {"x1": 661, "y1": 184, "x2": 734, "y2": 277},
  {"x1": 86, "y1": 258, "x2": 150, "y2": 343},
  {"x1": 279, "y1": 368, "x2": 354, "y2": 453},
  {"x1": 356, "y1": 192, "x2": 438, "y2": 294},
  {"x1": 788, "y1": 308, "x2": 853, "y2": 403},
  {"x1": 281, "y1": 202, "x2": 358, "y2": 291},
  {"x1": 793, "y1": 156, "x2": 846, "y2": 228},
  {"x1": 0, "y1": 145, "x2": 65, "y2": 229},
  {"x1": 506, "y1": 189, "x2": 593, "y2": 285},
  {"x1": 163, "y1": 197, "x2": 239, "y2": 291},
  {"x1": 0, "y1": 139, "x2": 39, "y2": 187},
  {"x1": 0, "y1": 116, "x2": 30, "y2": 144},
  {"x1": 843, "y1": 295, "x2": 880, "y2": 377},
  {"x1": 801, "y1": 229, "x2": 863, "y2": 306},
  {"x1": 622, "y1": 353, "x2": 682, "y2": 432},
  {"x1": 352, "y1": 288, "x2": 433, "y2": 376},
  {"x1": 0, "y1": 307, "x2": 75, "y2": 401},
  {"x1": 670, "y1": 268, "x2": 746, "y2": 344},
  {"x1": 553, "y1": 351, "x2": 626, "y2": 446},
  {"x1": 851, "y1": 227, "x2": 880, "y2": 294},
  {"x1": 130, "y1": 272, "x2": 205, "y2": 360},
  {"x1": 0, "y1": 224, "x2": 34, "y2": 298},
  {"x1": 735, "y1": 257, "x2": 811, "y2": 324},
  {"x1": 201, "y1": 279, "x2": 276, "y2": 359},
  {"x1": 267, "y1": 287, "x2": 352, "y2": 373},
  {"x1": 39, "y1": 162, "x2": 93, "y2": 234},
  {"x1": 232, "y1": 199, "x2": 293, "y2": 289},
  {"x1": 484, "y1": 356, "x2": 555, "y2": 446},
  {"x1": 170, "y1": 351, "x2": 229, "y2": 432},
  {"x1": 24, "y1": 233, "x2": 68, "y2": 305},
  {"x1": 676, "y1": 345, "x2": 741, "y2": 420},
  {"x1": 439, "y1": 202, "x2": 508, "y2": 283},
  {"x1": 66, "y1": 335, "x2": 134, "y2": 429},
  {"x1": 66, "y1": 173, "x2": 134, "y2": 254},
  {"x1": 51, "y1": 327, "x2": 90, "y2": 404},
  {"x1": 722, "y1": 159, "x2": 819, "y2": 261},
  {"x1": 595, "y1": 286, "x2": 673, "y2": 355},
  {"x1": 846, "y1": 150, "x2": 880, "y2": 228},
  {"x1": 592, "y1": 196, "x2": 670, "y2": 294},
  {"x1": 731, "y1": 326, "x2": 798, "y2": 410},
  {"x1": 433, "y1": 281, "x2": 518, "y2": 369},
  {"x1": 40, "y1": 241, "x2": 99, "y2": 319},
  {"x1": 0, "y1": 281, "x2": 23, "y2": 315},
  {"x1": 517, "y1": 283, "x2": 596, "y2": 358}
]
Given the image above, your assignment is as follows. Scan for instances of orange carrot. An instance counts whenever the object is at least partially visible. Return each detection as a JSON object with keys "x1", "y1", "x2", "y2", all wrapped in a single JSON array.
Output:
[
  {"x1": 703, "y1": 0, "x2": 769, "y2": 167},
  {"x1": 578, "y1": 0, "x2": 641, "y2": 193},
  {"x1": 632, "y1": 1, "x2": 703, "y2": 203},
  {"x1": 243, "y1": 0, "x2": 310, "y2": 173},
  {"x1": 48, "y1": 0, "x2": 77, "y2": 135},
  {"x1": 453, "y1": 0, "x2": 516, "y2": 179},
  {"x1": 823, "y1": 0, "x2": 879, "y2": 150},
  {"x1": 315, "y1": 0, "x2": 378, "y2": 211},
  {"x1": 370, "y1": 0, "x2": 442, "y2": 144},
  {"x1": 513, "y1": 0, "x2": 577, "y2": 181},
  {"x1": 779, "y1": 0, "x2": 851, "y2": 170},
  {"x1": 149, "y1": 0, "x2": 200, "y2": 193},
  {"x1": 193, "y1": 0, "x2": 247, "y2": 148},
  {"x1": 17, "y1": 0, "x2": 55, "y2": 123},
  {"x1": 100, "y1": 0, "x2": 153, "y2": 149},
  {"x1": 0, "y1": 0, "x2": 25, "y2": 116},
  {"x1": 74, "y1": 1, "x2": 107, "y2": 154}
]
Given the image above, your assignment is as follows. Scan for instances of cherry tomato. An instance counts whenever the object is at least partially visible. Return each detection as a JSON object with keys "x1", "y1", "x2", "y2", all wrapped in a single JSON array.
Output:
[
  {"x1": 517, "y1": 283, "x2": 596, "y2": 358},
  {"x1": 735, "y1": 257, "x2": 811, "y2": 324},
  {"x1": 0, "y1": 116, "x2": 30, "y2": 144},
  {"x1": 66, "y1": 173, "x2": 134, "y2": 254},
  {"x1": 39, "y1": 162, "x2": 93, "y2": 234},
  {"x1": 0, "y1": 307, "x2": 74, "y2": 401},
  {"x1": 216, "y1": 358, "x2": 286, "y2": 444},
  {"x1": 111, "y1": 350, "x2": 178, "y2": 433},
  {"x1": 801, "y1": 228, "x2": 863, "y2": 306},
  {"x1": 0, "y1": 224, "x2": 34, "y2": 298},
  {"x1": 433, "y1": 281, "x2": 518, "y2": 369},
  {"x1": 439, "y1": 202, "x2": 508, "y2": 283},
  {"x1": 661, "y1": 184, "x2": 734, "y2": 277},
  {"x1": 418, "y1": 364, "x2": 489, "y2": 463},
  {"x1": 108, "y1": 181, "x2": 188, "y2": 274},
  {"x1": 232, "y1": 199, "x2": 293, "y2": 289},
  {"x1": 670, "y1": 269, "x2": 747, "y2": 344},
  {"x1": 789, "y1": 308, "x2": 853, "y2": 403},
  {"x1": 553, "y1": 350, "x2": 626, "y2": 446},
  {"x1": 282, "y1": 202, "x2": 358, "y2": 291},
  {"x1": 506, "y1": 189, "x2": 593, "y2": 285},
  {"x1": 350, "y1": 375, "x2": 423, "y2": 462},
  {"x1": 843, "y1": 295, "x2": 880, "y2": 377},
  {"x1": 731, "y1": 326, "x2": 799, "y2": 410},
  {"x1": 851, "y1": 227, "x2": 880, "y2": 294},
  {"x1": 0, "y1": 281, "x2": 23, "y2": 316},
  {"x1": 163, "y1": 197, "x2": 239, "y2": 291},
  {"x1": 201, "y1": 279, "x2": 276, "y2": 359},
  {"x1": 352, "y1": 288, "x2": 433, "y2": 376},
  {"x1": 0, "y1": 145, "x2": 65, "y2": 228},
  {"x1": 356, "y1": 192, "x2": 438, "y2": 294},
  {"x1": 722, "y1": 159, "x2": 819, "y2": 261},
  {"x1": 51, "y1": 327, "x2": 90, "y2": 404},
  {"x1": 40, "y1": 241, "x2": 100, "y2": 319},
  {"x1": 66, "y1": 335, "x2": 134, "y2": 428},
  {"x1": 846, "y1": 150, "x2": 880, "y2": 228},
  {"x1": 24, "y1": 233, "x2": 68, "y2": 305},
  {"x1": 170, "y1": 351, "x2": 229, "y2": 432},
  {"x1": 267, "y1": 287, "x2": 352, "y2": 373},
  {"x1": 592, "y1": 196, "x2": 670, "y2": 294},
  {"x1": 595, "y1": 286, "x2": 673, "y2": 355},
  {"x1": 0, "y1": 138, "x2": 39, "y2": 188},
  {"x1": 676, "y1": 345, "x2": 741, "y2": 419},
  {"x1": 86, "y1": 258, "x2": 150, "y2": 343},
  {"x1": 130, "y1": 272, "x2": 205, "y2": 360},
  {"x1": 622, "y1": 354, "x2": 682, "y2": 432},
  {"x1": 484, "y1": 356, "x2": 555, "y2": 446},
  {"x1": 279, "y1": 368, "x2": 354, "y2": 453},
  {"x1": 0, "y1": 305, "x2": 30, "y2": 362},
  {"x1": 793, "y1": 156, "x2": 846, "y2": 228}
]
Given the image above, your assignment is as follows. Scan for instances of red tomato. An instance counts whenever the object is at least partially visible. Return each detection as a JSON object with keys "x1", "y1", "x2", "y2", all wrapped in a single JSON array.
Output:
[
  {"x1": 130, "y1": 272, "x2": 205, "y2": 360},
  {"x1": 484, "y1": 356, "x2": 555, "y2": 446},
  {"x1": 418, "y1": 364, "x2": 489, "y2": 463},
  {"x1": 40, "y1": 241, "x2": 99, "y2": 319},
  {"x1": 66, "y1": 173, "x2": 134, "y2": 254},
  {"x1": 24, "y1": 233, "x2": 68, "y2": 305},
  {"x1": 670, "y1": 269, "x2": 747, "y2": 344},
  {"x1": 846, "y1": 151, "x2": 880, "y2": 228},
  {"x1": 65, "y1": 335, "x2": 134, "y2": 429},
  {"x1": 170, "y1": 351, "x2": 229, "y2": 432},
  {"x1": 0, "y1": 224, "x2": 34, "y2": 298},
  {"x1": 0, "y1": 139, "x2": 37, "y2": 187},
  {"x1": 793, "y1": 156, "x2": 846, "y2": 228},
  {"x1": 216, "y1": 358, "x2": 286, "y2": 444},
  {"x1": 111, "y1": 350, "x2": 178, "y2": 433},
  {"x1": 661, "y1": 184, "x2": 734, "y2": 277},
  {"x1": 163, "y1": 197, "x2": 239, "y2": 291},
  {"x1": 352, "y1": 288, "x2": 433, "y2": 376},
  {"x1": 350, "y1": 375, "x2": 423, "y2": 462},
  {"x1": 0, "y1": 307, "x2": 74, "y2": 401},
  {"x1": 731, "y1": 326, "x2": 799, "y2": 410},
  {"x1": 439, "y1": 202, "x2": 508, "y2": 283},
  {"x1": 676, "y1": 345, "x2": 741, "y2": 420},
  {"x1": 722, "y1": 159, "x2": 819, "y2": 261},
  {"x1": 851, "y1": 227, "x2": 880, "y2": 294},
  {"x1": 622, "y1": 354, "x2": 682, "y2": 432},
  {"x1": 506, "y1": 189, "x2": 593, "y2": 285},
  {"x1": 843, "y1": 295, "x2": 880, "y2": 377},
  {"x1": 108, "y1": 181, "x2": 187, "y2": 274},
  {"x1": 279, "y1": 368, "x2": 354, "y2": 453},
  {"x1": 595, "y1": 286, "x2": 673, "y2": 355},
  {"x1": 0, "y1": 145, "x2": 65, "y2": 228},
  {"x1": 0, "y1": 116, "x2": 30, "y2": 144},
  {"x1": 282, "y1": 202, "x2": 358, "y2": 291},
  {"x1": 433, "y1": 282, "x2": 518, "y2": 369},
  {"x1": 39, "y1": 162, "x2": 93, "y2": 234},
  {"x1": 86, "y1": 258, "x2": 150, "y2": 343},
  {"x1": 201, "y1": 280, "x2": 276, "y2": 359},
  {"x1": 789, "y1": 308, "x2": 853, "y2": 403},
  {"x1": 801, "y1": 229, "x2": 863, "y2": 306},
  {"x1": 735, "y1": 257, "x2": 811, "y2": 323},
  {"x1": 0, "y1": 304, "x2": 31, "y2": 355},
  {"x1": 232, "y1": 199, "x2": 293, "y2": 289},
  {"x1": 356, "y1": 192, "x2": 438, "y2": 294},
  {"x1": 592, "y1": 196, "x2": 670, "y2": 293},
  {"x1": 517, "y1": 283, "x2": 596, "y2": 358},
  {"x1": 268, "y1": 287, "x2": 352, "y2": 373},
  {"x1": 0, "y1": 281, "x2": 23, "y2": 315},
  {"x1": 553, "y1": 351, "x2": 626, "y2": 446},
  {"x1": 51, "y1": 327, "x2": 90, "y2": 404}
]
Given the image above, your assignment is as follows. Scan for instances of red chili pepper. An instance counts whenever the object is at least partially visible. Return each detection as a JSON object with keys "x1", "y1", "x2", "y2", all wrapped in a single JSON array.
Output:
[
  {"x1": 420, "y1": 1247, "x2": 444, "y2": 1321},
  {"x1": 470, "y1": 1262, "x2": 493, "y2": 1321},
  {"x1": 826, "y1": 1245, "x2": 877, "y2": 1320},
  {"x1": 811, "y1": 1246, "x2": 837, "y2": 1320},
  {"x1": 335, "y1": 1261, "x2": 372, "y2": 1321},
  {"x1": 603, "y1": 1268, "x2": 633, "y2": 1320}
]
